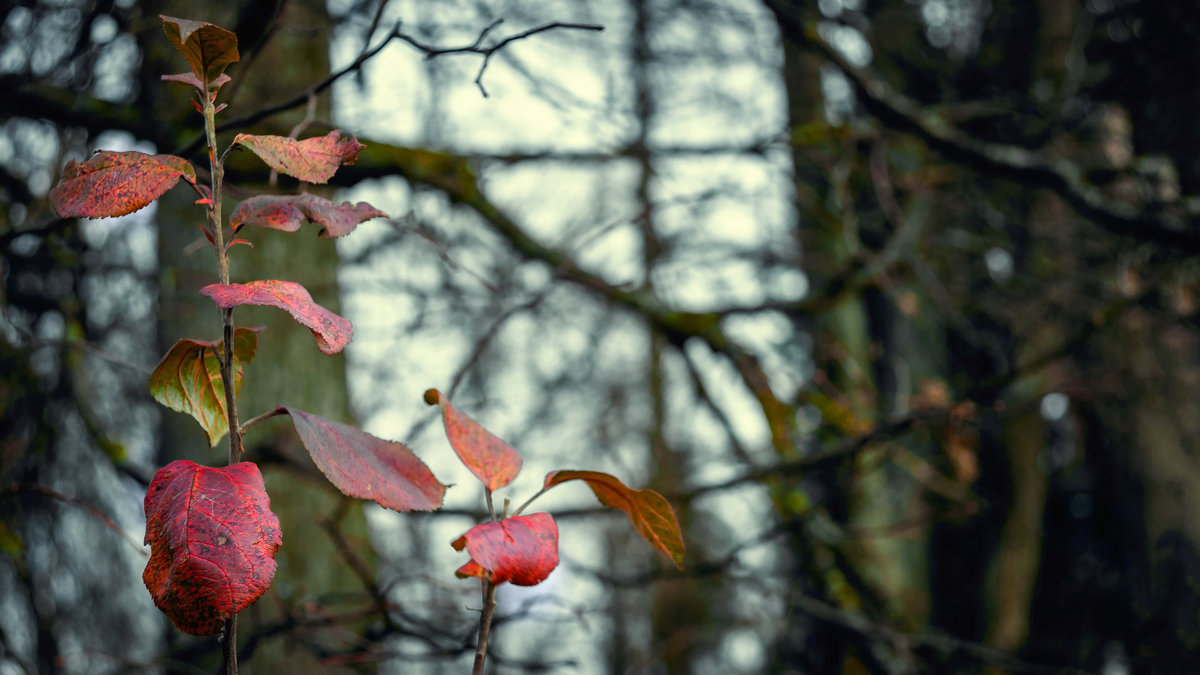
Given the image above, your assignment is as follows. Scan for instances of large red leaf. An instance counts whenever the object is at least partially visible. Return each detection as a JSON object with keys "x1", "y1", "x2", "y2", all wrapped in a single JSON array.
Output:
[
  {"x1": 160, "y1": 15, "x2": 239, "y2": 84},
  {"x1": 424, "y1": 389, "x2": 522, "y2": 492},
  {"x1": 451, "y1": 513, "x2": 558, "y2": 586},
  {"x1": 148, "y1": 327, "x2": 261, "y2": 446},
  {"x1": 280, "y1": 407, "x2": 445, "y2": 512},
  {"x1": 230, "y1": 194, "x2": 386, "y2": 238},
  {"x1": 143, "y1": 460, "x2": 281, "y2": 636},
  {"x1": 232, "y1": 131, "x2": 365, "y2": 184},
  {"x1": 199, "y1": 280, "x2": 352, "y2": 355},
  {"x1": 48, "y1": 151, "x2": 196, "y2": 219},
  {"x1": 544, "y1": 470, "x2": 684, "y2": 569}
]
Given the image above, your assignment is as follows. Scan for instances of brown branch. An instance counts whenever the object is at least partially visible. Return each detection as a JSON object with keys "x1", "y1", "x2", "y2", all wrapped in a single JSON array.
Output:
[
  {"x1": 772, "y1": 10, "x2": 1200, "y2": 252},
  {"x1": 176, "y1": 19, "x2": 603, "y2": 158},
  {"x1": 4, "y1": 484, "x2": 147, "y2": 556}
]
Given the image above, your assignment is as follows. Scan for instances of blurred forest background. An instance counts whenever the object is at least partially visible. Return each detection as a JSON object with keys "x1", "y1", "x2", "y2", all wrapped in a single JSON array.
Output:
[{"x1": 3, "y1": 0, "x2": 1200, "y2": 673}]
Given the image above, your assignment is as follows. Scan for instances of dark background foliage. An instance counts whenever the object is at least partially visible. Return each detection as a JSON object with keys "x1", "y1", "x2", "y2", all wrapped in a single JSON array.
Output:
[{"x1": 3, "y1": 0, "x2": 1199, "y2": 673}]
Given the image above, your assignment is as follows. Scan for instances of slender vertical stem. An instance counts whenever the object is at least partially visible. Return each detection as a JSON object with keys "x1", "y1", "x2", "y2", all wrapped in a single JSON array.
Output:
[
  {"x1": 472, "y1": 581, "x2": 498, "y2": 675},
  {"x1": 202, "y1": 93, "x2": 244, "y2": 466},
  {"x1": 222, "y1": 615, "x2": 238, "y2": 674},
  {"x1": 203, "y1": 87, "x2": 242, "y2": 674}
]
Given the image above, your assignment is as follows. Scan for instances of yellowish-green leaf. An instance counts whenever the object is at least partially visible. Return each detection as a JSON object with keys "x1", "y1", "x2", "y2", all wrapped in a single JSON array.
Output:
[{"x1": 148, "y1": 327, "x2": 261, "y2": 446}]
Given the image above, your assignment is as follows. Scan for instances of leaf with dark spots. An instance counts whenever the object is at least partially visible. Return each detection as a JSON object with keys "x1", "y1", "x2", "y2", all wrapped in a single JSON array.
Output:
[
  {"x1": 451, "y1": 513, "x2": 558, "y2": 586},
  {"x1": 48, "y1": 151, "x2": 196, "y2": 219},
  {"x1": 160, "y1": 15, "x2": 239, "y2": 84},
  {"x1": 200, "y1": 280, "x2": 352, "y2": 355},
  {"x1": 230, "y1": 194, "x2": 386, "y2": 238},
  {"x1": 148, "y1": 327, "x2": 262, "y2": 446},
  {"x1": 424, "y1": 389, "x2": 522, "y2": 491},
  {"x1": 280, "y1": 407, "x2": 445, "y2": 512},
  {"x1": 543, "y1": 470, "x2": 684, "y2": 569},
  {"x1": 232, "y1": 131, "x2": 365, "y2": 184},
  {"x1": 142, "y1": 460, "x2": 281, "y2": 636}
]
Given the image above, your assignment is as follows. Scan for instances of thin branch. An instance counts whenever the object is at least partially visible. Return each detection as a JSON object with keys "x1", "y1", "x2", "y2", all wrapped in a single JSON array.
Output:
[
  {"x1": 776, "y1": 10, "x2": 1200, "y2": 252},
  {"x1": 176, "y1": 19, "x2": 604, "y2": 157},
  {"x1": 471, "y1": 581, "x2": 498, "y2": 675},
  {"x1": 395, "y1": 20, "x2": 604, "y2": 97},
  {"x1": 4, "y1": 484, "x2": 147, "y2": 556}
]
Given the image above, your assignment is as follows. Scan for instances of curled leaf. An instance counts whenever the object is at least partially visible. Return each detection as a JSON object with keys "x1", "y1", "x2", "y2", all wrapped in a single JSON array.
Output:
[
  {"x1": 230, "y1": 194, "x2": 387, "y2": 238},
  {"x1": 424, "y1": 389, "x2": 522, "y2": 491},
  {"x1": 48, "y1": 151, "x2": 196, "y2": 219},
  {"x1": 143, "y1": 460, "x2": 281, "y2": 636},
  {"x1": 160, "y1": 15, "x2": 239, "y2": 84},
  {"x1": 200, "y1": 280, "x2": 352, "y2": 355},
  {"x1": 544, "y1": 470, "x2": 684, "y2": 569},
  {"x1": 232, "y1": 131, "x2": 365, "y2": 184},
  {"x1": 280, "y1": 407, "x2": 445, "y2": 512},
  {"x1": 451, "y1": 513, "x2": 558, "y2": 586},
  {"x1": 148, "y1": 327, "x2": 262, "y2": 446}
]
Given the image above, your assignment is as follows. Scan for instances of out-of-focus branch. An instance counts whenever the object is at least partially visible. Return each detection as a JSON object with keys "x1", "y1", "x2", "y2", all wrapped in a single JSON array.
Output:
[
  {"x1": 176, "y1": 19, "x2": 603, "y2": 158},
  {"x1": 764, "y1": 8, "x2": 1200, "y2": 252}
]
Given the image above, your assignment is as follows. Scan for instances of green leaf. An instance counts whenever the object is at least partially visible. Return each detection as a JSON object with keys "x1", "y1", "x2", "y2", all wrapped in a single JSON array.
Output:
[{"x1": 148, "y1": 327, "x2": 262, "y2": 446}]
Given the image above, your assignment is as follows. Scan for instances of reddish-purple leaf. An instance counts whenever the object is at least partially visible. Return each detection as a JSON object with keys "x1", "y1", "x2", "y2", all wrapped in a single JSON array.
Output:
[
  {"x1": 143, "y1": 460, "x2": 281, "y2": 636},
  {"x1": 199, "y1": 280, "x2": 352, "y2": 355},
  {"x1": 451, "y1": 513, "x2": 558, "y2": 586},
  {"x1": 161, "y1": 72, "x2": 231, "y2": 93},
  {"x1": 160, "y1": 15, "x2": 239, "y2": 84},
  {"x1": 544, "y1": 470, "x2": 685, "y2": 569},
  {"x1": 148, "y1": 327, "x2": 261, "y2": 446},
  {"x1": 423, "y1": 389, "x2": 522, "y2": 492},
  {"x1": 230, "y1": 194, "x2": 387, "y2": 238},
  {"x1": 48, "y1": 151, "x2": 196, "y2": 219},
  {"x1": 232, "y1": 131, "x2": 365, "y2": 184},
  {"x1": 280, "y1": 407, "x2": 445, "y2": 512}
]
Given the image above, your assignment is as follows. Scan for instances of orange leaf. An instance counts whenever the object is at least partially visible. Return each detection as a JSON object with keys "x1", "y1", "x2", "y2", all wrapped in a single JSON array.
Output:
[
  {"x1": 451, "y1": 513, "x2": 558, "y2": 586},
  {"x1": 280, "y1": 407, "x2": 446, "y2": 512},
  {"x1": 232, "y1": 131, "x2": 365, "y2": 184},
  {"x1": 160, "y1": 15, "x2": 239, "y2": 84},
  {"x1": 230, "y1": 194, "x2": 386, "y2": 238},
  {"x1": 544, "y1": 470, "x2": 684, "y2": 569},
  {"x1": 199, "y1": 280, "x2": 352, "y2": 355},
  {"x1": 48, "y1": 151, "x2": 196, "y2": 219},
  {"x1": 424, "y1": 389, "x2": 521, "y2": 491},
  {"x1": 143, "y1": 461, "x2": 281, "y2": 635}
]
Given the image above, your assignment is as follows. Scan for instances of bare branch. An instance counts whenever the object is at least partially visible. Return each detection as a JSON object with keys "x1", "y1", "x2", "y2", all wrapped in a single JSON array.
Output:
[
  {"x1": 176, "y1": 19, "x2": 603, "y2": 157},
  {"x1": 767, "y1": 9, "x2": 1200, "y2": 252}
]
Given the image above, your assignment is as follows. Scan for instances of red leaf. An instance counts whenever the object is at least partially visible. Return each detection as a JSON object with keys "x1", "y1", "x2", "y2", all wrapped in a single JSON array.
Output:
[
  {"x1": 230, "y1": 194, "x2": 387, "y2": 238},
  {"x1": 160, "y1": 15, "x2": 239, "y2": 84},
  {"x1": 232, "y1": 131, "x2": 365, "y2": 184},
  {"x1": 451, "y1": 513, "x2": 558, "y2": 586},
  {"x1": 161, "y1": 72, "x2": 232, "y2": 93},
  {"x1": 544, "y1": 470, "x2": 685, "y2": 569},
  {"x1": 280, "y1": 407, "x2": 445, "y2": 512},
  {"x1": 148, "y1": 327, "x2": 261, "y2": 446},
  {"x1": 48, "y1": 151, "x2": 196, "y2": 219},
  {"x1": 199, "y1": 280, "x2": 352, "y2": 355},
  {"x1": 142, "y1": 460, "x2": 281, "y2": 635},
  {"x1": 423, "y1": 389, "x2": 521, "y2": 492}
]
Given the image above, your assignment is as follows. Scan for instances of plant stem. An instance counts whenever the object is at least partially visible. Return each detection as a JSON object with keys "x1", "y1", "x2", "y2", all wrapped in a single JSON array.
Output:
[
  {"x1": 203, "y1": 86, "x2": 242, "y2": 675},
  {"x1": 472, "y1": 581, "x2": 498, "y2": 675},
  {"x1": 222, "y1": 615, "x2": 237, "y2": 674}
]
